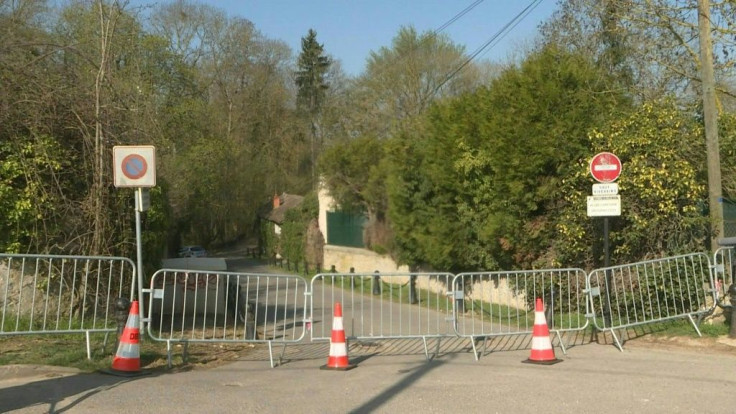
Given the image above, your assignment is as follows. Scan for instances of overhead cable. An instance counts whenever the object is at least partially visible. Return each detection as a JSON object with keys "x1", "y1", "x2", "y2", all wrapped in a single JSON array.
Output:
[
  {"x1": 434, "y1": 0, "x2": 544, "y2": 94},
  {"x1": 434, "y1": 0, "x2": 486, "y2": 34}
]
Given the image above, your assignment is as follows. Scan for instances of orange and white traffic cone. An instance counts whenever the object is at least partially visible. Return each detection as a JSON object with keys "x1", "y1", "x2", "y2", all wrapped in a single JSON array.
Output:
[
  {"x1": 523, "y1": 297, "x2": 562, "y2": 365},
  {"x1": 105, "y1": 300, "x2": 147, "y2": 376},
  {"x1": 320, "y1": 302, "x2": 356, "y2": 371}
]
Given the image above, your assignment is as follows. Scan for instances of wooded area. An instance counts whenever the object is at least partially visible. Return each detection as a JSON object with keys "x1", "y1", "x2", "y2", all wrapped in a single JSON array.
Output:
[{"x1": 1, "y1": 0, "x2": 734, "y2": 274}]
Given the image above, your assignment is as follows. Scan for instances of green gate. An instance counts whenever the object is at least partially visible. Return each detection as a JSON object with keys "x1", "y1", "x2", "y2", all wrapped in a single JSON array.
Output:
[
  {"x1": 326, "y1": 211, "x2": 366, "y2": 247},
  {"x1": 725, "y1": 199, "x2": 736, "y2": 237}
]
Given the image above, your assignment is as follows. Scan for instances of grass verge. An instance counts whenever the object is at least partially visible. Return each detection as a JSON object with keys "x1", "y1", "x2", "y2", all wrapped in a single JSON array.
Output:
[{"x1": 0, "y1": 333, "x2": 250, "y2": 373}]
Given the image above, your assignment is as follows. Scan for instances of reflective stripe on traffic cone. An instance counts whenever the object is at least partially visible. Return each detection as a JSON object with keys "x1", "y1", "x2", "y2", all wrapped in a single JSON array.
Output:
[
  {"x1": 321, "y1": 302, "x2": 356, "y2": 370},
  {"x1": 104, "y1": 300, "x2": 148, "y2": 376},
  {"x1": 523, "y1": 297, "x2": 562, "y2": 365}
]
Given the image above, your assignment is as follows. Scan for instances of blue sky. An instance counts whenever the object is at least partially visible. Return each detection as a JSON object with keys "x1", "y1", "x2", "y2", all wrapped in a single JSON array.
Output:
[{"x1": 134, "y1": 0, "x2": 559, "y2": 76}]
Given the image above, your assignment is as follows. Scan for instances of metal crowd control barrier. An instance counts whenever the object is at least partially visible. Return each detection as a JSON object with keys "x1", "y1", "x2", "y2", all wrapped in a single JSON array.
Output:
[
  {"x1": 310, "y1": 272, "x2": 456, "y2": 360},
  {"x1": 587, "y1": 252, "x2": 715, "y2": 350},
  {"x1": 0, "y1": 254, "x2": 136, "y2": 358},
  {"x1": 714, "y1": 238, "x2": 736, "y2": 338},
  {"x1": 453, "y1": 269, "x2": 589, "y2": 359},
  {"x1": 713, "y1": 244, "x2": 734, "y2": 308},
  {"x1": 147, "y1": 269, "x2": 307, "y2": 367}
]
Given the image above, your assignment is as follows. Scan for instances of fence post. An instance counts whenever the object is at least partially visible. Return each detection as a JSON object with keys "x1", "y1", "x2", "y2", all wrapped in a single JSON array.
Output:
[
  {"x1": 372, "y1": 270, "x2": 381, "y2": 295},
  {"x1": 545, "y1": 286, "x2": 556, "y2": 329},
  {"x1": 350, "y1": 267, "x2": 355, "y2": 290}
]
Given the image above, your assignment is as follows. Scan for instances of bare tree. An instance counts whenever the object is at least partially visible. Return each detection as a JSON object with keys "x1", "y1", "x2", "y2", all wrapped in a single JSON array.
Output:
[{"x1": 540, "y1": 0, "x2": 736, "y2": 101}]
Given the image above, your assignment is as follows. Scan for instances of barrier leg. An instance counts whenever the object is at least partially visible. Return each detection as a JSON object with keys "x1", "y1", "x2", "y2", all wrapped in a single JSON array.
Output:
[{"x1": 687, "y1": 314, "x2": 703, "y2": 337}]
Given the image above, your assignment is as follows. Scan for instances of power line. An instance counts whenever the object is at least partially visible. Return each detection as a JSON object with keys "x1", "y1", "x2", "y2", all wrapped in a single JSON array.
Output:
[
  {"x1": 470, "y1": 0, "x2": 543, "y2": 62},
  {"x1": 369, "y1": 1, "x2": 485, "y2": 71},
  {"x1": 434, "y1": 0, "x2": 544, "y2": 94},
  {"x1": 435, "y1": 0, "x2": 486, "y2": 34}
]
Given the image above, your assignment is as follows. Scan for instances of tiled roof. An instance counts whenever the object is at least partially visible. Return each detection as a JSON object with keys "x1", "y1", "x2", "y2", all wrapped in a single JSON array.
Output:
[{"x1": 261, "y1": 193, "x2": 304, "y2": 224}]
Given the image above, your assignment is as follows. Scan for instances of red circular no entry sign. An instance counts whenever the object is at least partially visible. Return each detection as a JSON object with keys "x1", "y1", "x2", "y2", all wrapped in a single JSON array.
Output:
[{"x1": 590, "y1": 152, "x2": 621, "y2": 183}]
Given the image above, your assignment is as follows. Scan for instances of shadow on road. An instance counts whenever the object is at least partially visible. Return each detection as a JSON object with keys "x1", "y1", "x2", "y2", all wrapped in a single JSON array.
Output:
[
  {"x1": 0, "y1": 369, "x2": 166, "y2": 413},
  {"x1": 348, "y1": 355, "x2": 454, "y2": 413},
  {"x1": 234, "y1": 330, "x2": 591, "y2": 368}
]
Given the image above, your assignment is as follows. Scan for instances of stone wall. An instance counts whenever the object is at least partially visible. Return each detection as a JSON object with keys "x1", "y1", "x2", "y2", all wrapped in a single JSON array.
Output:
[
  {"x1": 0, "y1": 262, "x2": 74, "y2": 319},
  {"x1": 323, "y1": 245, "x2": 409, "y2": 274},
  {"x1": 466, "y1": 275, "x2": 527, "y2": 309},
  {"x1": 319, "y1": 249, "x2": 525, "y2": 308}
]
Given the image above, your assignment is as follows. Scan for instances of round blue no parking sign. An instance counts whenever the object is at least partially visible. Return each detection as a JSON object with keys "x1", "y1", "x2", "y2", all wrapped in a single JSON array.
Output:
[
  {"x1": 122, "y1": 154, "x2": 148, "y2": 180},
  {"x1": 113, "y1": 145, "x2": 156, "y2": 188}
]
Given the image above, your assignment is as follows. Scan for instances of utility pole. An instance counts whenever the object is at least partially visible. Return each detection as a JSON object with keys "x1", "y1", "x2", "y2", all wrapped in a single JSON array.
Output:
[{"x1": 697, "y1": 0, "x2": 724, "y2": 250}]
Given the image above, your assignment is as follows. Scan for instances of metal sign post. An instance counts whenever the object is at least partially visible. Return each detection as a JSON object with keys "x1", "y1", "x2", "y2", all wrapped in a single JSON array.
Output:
[
  {"x1": 588, "y1": 152, "x2": 622, "y2": 328},
  {"x1": 113, "y1": 146, "x2": 156, "y2": 334},
  {"x1": 134, "y1": 189, "x2": 149, "y2": 333}
]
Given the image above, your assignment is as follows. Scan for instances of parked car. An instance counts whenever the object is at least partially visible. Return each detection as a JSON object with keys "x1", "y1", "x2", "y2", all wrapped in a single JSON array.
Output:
[{"x1": 177, "y1": 245, "x2": 207, "y2": 258}]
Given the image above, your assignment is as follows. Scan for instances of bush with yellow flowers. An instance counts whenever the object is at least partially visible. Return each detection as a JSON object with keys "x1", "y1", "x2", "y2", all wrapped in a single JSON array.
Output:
[{"x1": 555, "y1": 99, "x2": 710, "y2": 268}]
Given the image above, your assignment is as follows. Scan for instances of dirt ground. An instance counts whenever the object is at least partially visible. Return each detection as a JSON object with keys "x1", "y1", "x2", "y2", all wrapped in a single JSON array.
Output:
[{"x1": 623, "y1": 333, "x2": 736, "y2": 356}]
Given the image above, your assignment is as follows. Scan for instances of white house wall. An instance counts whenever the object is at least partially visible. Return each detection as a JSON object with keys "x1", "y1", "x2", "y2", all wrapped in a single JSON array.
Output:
[{"x1": 318, "y1": 183, "x2": 332, "y2": 242}]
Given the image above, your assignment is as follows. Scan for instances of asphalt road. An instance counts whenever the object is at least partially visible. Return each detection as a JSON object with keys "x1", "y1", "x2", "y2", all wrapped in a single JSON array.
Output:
[
  {"x1": 1, "y1": 341, "x2": 736, "y2": 413},
  {"x1": 2, "y1": 256, "x2": 736, "y2": 413}
]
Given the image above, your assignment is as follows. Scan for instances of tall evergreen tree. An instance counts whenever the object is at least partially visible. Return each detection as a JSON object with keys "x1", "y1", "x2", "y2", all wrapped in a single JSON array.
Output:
[
  {"x1": 386, "y1": 46, "x2": 631, "y2": 271},
  {"x1": 295, "y1": 28, "x2": 331, "y2": 188}
]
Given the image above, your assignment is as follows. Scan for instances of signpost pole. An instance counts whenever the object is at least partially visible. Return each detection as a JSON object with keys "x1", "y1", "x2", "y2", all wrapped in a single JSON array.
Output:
[
  {"x1": 603, "y1": 217, "x2": 612, "y2": 328},
  {"x1": 135, "y1": 190, "x2": 145, "y2": 335}
]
